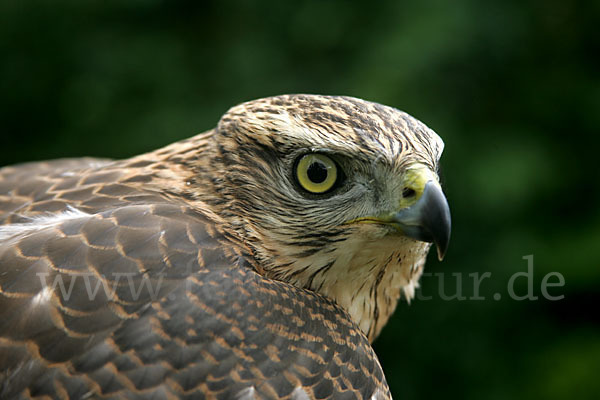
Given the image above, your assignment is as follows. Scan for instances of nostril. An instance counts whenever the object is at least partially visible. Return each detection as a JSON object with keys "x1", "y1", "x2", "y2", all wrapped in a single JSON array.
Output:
[{"x1": 402, "y1": 188, "x2": 416, "y2": 198}]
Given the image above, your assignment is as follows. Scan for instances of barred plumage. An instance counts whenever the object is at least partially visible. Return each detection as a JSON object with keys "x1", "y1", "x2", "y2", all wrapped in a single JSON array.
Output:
[{"x1": 0, "y1": 95, "x2": 450, "y2": 399}]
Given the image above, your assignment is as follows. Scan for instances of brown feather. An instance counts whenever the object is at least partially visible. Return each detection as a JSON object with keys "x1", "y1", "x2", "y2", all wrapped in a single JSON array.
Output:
[{"x1": 0, "y1": 95, "x2": 446, "y2": 399}]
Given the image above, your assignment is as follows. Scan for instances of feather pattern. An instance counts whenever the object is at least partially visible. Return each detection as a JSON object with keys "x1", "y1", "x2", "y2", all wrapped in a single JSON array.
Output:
[{"x1": 0, "y1": 95, "x2": 446, "y2": 399}]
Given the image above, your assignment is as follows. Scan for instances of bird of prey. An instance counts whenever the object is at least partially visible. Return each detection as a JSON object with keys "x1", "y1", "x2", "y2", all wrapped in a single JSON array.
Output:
[{"x1": 0, "y1": 95, "x2": 450, "y2": 399}]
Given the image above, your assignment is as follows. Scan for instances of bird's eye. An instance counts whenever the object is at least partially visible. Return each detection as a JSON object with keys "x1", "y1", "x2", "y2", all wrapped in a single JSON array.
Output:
[{"x1": 295, "y1": 154, "x2": 338, "y2": 194}]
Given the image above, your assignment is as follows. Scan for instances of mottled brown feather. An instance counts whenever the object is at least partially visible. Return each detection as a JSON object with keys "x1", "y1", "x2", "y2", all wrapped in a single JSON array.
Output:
[{"x1": 0, "y1": 95, "x2": 446, "y2": 399}]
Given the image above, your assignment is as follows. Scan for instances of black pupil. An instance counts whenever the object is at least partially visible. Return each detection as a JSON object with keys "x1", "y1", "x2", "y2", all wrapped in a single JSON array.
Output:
[{"x1": 307, "y1": 161, "x2": 328, "y2": 184}]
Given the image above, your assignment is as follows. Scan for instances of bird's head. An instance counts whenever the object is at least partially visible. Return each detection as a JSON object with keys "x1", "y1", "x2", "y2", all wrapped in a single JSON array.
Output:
[{"x1": 210, "y1": 94, "x2": 450, "y2": 341}]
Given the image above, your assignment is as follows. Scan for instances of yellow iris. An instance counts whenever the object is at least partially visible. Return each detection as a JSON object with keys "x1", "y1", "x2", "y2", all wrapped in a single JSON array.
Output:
[{"x1": 296, "y1": 154, "x2": 338, "y2": 194}]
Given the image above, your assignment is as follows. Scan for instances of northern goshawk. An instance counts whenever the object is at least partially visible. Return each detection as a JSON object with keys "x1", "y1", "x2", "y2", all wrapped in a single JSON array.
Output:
[{"x1": 0, "y1": 95, "x2": 450, "y2": 399}]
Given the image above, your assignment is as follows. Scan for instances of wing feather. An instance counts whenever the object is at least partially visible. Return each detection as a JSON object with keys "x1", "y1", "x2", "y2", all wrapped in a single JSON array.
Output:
[{"x1": 0, "y1": 160, "x2": 391, "y2": 399}]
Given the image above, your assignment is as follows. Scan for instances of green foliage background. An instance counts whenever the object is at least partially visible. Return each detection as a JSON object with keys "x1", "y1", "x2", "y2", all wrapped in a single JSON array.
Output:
[{"x1": 1, "y1": 1, "x2": 598, "y2": 398}]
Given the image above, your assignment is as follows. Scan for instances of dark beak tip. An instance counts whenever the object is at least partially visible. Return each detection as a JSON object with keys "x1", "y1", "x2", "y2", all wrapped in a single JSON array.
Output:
[
  {"x1": 436, "y1": 237, "x2": 449, "y2": 261},
  {"x1": 436, "y1": 212, "x2": 451, "y2": 261},
  {"x1": 423, "y1": 182, "x2": 451, "y2": 262},
  {"x1": 390, "y1": 181, "x2": 451, "y2": 259}
]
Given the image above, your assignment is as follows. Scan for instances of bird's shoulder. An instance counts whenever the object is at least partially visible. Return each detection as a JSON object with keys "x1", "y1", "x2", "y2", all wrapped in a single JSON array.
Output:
[
  {"x1": 0, "y1": 157, "x2": 391, "y2": 399},
  {"x1": 1, "y1": 157, "x2": 169, "y2": 221}
]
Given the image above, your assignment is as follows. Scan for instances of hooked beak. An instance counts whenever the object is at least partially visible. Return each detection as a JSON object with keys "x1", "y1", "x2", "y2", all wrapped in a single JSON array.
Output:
[
  {"x1": 391, "y1": 181, "x2": 451, "y2": 260},
  {"x1": 346, "y1": 165, "x2": 451, "y2": 260}
]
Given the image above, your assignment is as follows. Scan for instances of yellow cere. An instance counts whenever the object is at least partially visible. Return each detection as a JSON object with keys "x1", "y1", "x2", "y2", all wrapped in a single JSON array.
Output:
[
  {"x1": 345, "y1": 163, "x2": 439, "y2": 226},
  {"x1": 296, "y1": 154, "x2": 338, "y2": 194},
  {"x1": 397, "y1": 164, "x2": 436, "y2": 209}
]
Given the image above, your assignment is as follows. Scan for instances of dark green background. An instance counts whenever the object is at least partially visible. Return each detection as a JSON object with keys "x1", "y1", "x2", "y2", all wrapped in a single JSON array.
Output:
[{"x1": 1, "y1": 1, "x2": 598, "y2": 398}]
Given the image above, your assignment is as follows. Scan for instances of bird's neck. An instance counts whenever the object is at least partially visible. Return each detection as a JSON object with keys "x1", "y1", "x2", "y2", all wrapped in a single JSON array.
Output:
[
  {"x1": 317, "y1": 236, "x2": 429, "y2": 341},
  {"x1": 244, "y1": 226, "x2": 431, "y2": 342},
  {"x1": 125, "y1": 132, "x2": 431, "y2": 342}
]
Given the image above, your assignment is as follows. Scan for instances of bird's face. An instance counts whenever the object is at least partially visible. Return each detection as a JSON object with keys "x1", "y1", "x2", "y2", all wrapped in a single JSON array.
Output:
[{"x1": 213, "y1": 94, "x2": 450, "y2": 340}]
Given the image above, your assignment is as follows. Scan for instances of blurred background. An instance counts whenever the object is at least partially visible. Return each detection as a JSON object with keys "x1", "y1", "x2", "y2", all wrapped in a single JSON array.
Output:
[{"x1": 1, "y1": 0, "x2": 598, "y2": 398}]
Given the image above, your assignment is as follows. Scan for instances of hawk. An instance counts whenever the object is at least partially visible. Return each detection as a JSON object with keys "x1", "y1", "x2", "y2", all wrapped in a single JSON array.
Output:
[{"x1": 0, "y1": 95, "x2": 450, "y2": 399}]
